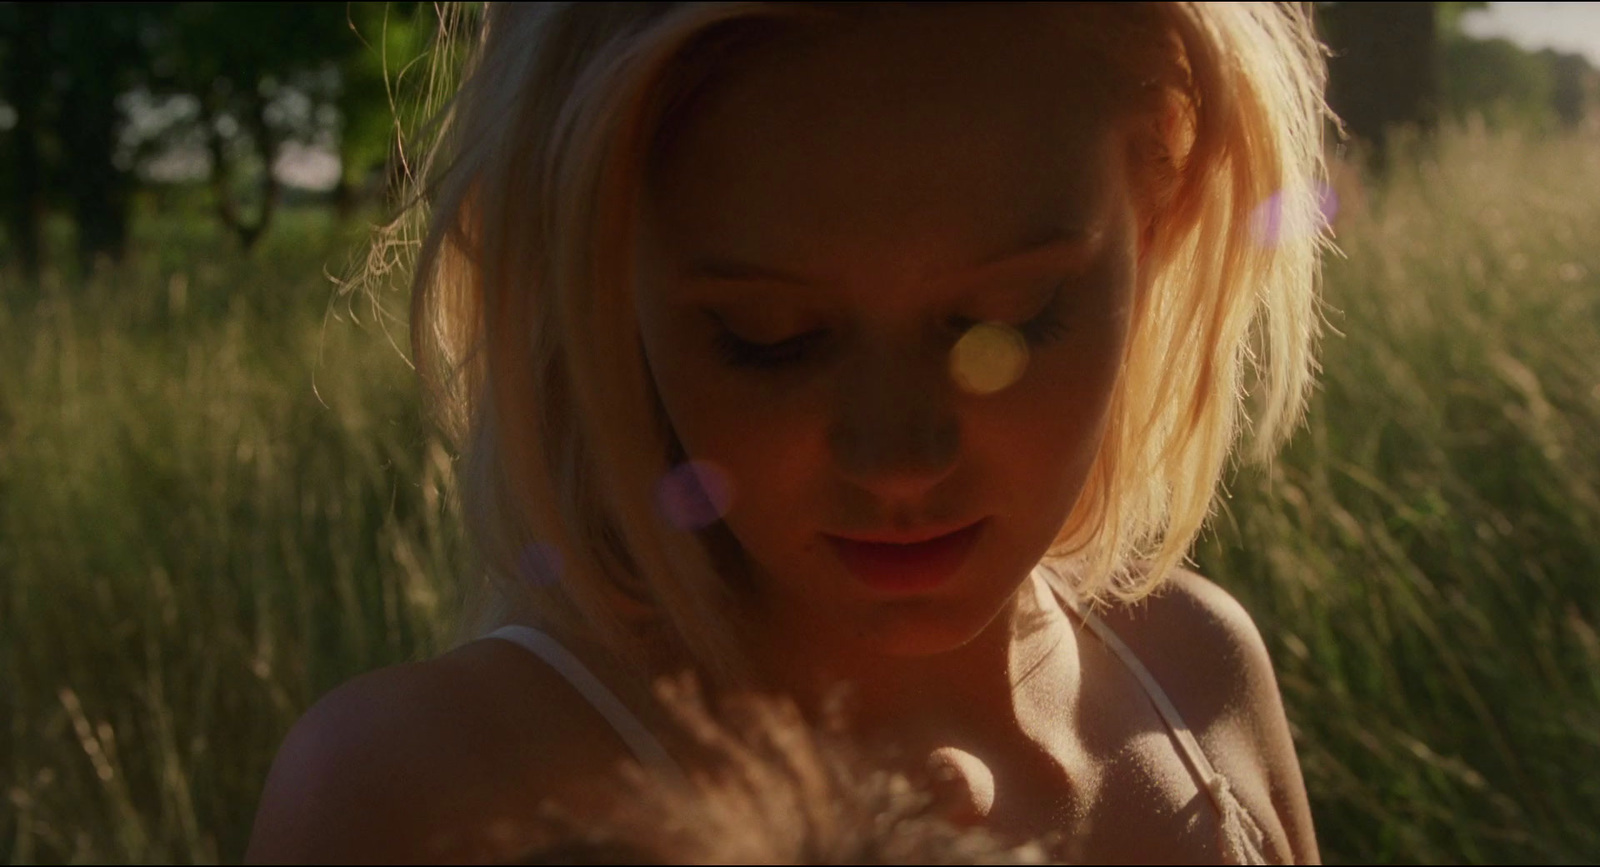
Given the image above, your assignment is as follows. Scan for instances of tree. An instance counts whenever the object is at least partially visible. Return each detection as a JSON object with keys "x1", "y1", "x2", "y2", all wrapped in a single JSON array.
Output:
[
  {"x1": 0, "y1": 2, "x2": 450, "y2": 270},
  {"x1": 149, "y1": 3, "x2": 353, "y2": 250},
  {"x1": 334, "y1": 3, "x2": 432, "y2": 219},
  {"x1": 54, "y1": 4, "x2": 150, "y2": 271},
  {"x1": 0, "y1": 3, "x2": 152, "y2": 275},
  {"x1": 1438, "y1": 35, "x2": 1555, "y2": 131},
  {"x1": 1, "y1": 3, "x2": 50, "y2": 281},
  {"x1": 1318, "y1": 1, "x2": 1441, "y2": 166},
  {"x1": 1544, "y1": 50, "x2": 1592, "y2": 131}
]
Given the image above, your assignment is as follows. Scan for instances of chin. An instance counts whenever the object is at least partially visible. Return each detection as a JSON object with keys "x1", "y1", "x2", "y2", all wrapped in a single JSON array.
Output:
[
  {"x1": 844, "y1": 577, "x2": 1025, "y2": 661},
  {"x1": 867, "y1": 619, "x2": 995, "y2": 660},
  {"x1": 750, "y1": 534, "x2": 1043, "y2": 669}
]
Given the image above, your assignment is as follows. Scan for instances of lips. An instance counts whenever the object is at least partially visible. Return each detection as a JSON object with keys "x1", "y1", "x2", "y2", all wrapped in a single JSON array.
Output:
[{"x1": 826, "y1": 519, "x2": 986, "y2": 594}]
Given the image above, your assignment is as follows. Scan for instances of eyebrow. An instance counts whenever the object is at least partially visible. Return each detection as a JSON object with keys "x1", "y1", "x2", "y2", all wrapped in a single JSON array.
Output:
[{"x1": 682, "y1": 225, "x2": 1100, "y2": 289}]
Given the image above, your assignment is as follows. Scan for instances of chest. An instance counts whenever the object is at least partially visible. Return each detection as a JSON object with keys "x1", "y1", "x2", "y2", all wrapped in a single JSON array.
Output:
[
  {"x1": 973, "y1": 643, "x2": 1269, "y2": 863},
  {"x1": 977, "y1": 725, "x2": 1231, "y2": 864}
]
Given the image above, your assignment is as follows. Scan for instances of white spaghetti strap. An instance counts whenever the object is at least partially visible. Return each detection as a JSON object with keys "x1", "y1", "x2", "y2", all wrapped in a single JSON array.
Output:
[
  {"x1": 1037, "y1": 564, "x2": 1269, "y2": 863},
  {"x1": 1059, "y1": 594, "x2": 1231, "y2": 799},
  {"x1": 485, "y1": 625, "x2": 687, "y2": 783},
  {"x1": 1036, "y1": 567, "x2": 1232, "y2": 811},
  {"x1": 1043, "y1": 566, "x2": 1267, "y2": 863}
]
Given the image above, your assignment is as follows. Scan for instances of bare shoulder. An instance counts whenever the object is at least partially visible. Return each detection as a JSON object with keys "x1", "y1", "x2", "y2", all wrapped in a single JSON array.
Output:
[
  {"x1": 1098, "y1": 568, "x2": 1321, "y2": 864},
  {"x1": 245, "y1": 638, "x2": 641, "y2": 864},
  {"x1": 1098, "y1": 569, "x2": 1272, "y2": 725}
]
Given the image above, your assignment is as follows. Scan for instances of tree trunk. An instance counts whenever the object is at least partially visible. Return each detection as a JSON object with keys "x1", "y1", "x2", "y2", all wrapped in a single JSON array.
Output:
[
  {"x1": 59, "y1": 9, "x2": 132, "y2": 273},
  {"x1": 1320, "y1": 2, "x2": 1440, "y2": 170},
  {"x1": 204, "y1": 90, "x2": 281, "y2": 252},
  {"x1": 6, "y1": 4, "x2": 50, "y2": 282}
]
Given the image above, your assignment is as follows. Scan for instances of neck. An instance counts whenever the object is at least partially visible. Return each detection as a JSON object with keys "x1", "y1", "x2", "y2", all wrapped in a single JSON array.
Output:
[{"x1": 754, "y1": 570, "x2": 1083, "y2": 753}]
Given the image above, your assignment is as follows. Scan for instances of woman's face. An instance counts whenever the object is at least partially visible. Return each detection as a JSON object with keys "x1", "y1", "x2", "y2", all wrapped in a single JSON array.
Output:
[{"x1": 635, "y1": 5, "x2": 1141, "y2": 661}]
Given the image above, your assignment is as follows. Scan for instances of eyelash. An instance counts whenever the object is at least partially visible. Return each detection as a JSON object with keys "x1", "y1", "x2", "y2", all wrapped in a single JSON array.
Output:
[
  {"x1": 713, "y1": 328, "x2": 826, "y2": 369},
  {"x1": 965, "y1": 303, "x2": 1070, "y2": 346},
  {"x1": 712, "y1": 288, "x2": 1071, "y2": 370}
]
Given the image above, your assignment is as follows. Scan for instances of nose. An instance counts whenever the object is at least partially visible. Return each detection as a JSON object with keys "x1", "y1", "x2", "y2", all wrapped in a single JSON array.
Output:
[{"x1": 828, "y1": 345, "x2": 960, "y2": 503}]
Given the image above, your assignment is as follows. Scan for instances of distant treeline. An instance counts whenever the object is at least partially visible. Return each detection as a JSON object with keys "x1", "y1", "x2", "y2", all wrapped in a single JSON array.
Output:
[
  {"x1": 0, "y1": 2, "x2": 446, "y2": 276},
  {"x1": 0, "y1": 2, "x2": 1594, "y2": 276},
  {"x1": 1320, "y1": 2, "x2": 1600, "y2": 162}
]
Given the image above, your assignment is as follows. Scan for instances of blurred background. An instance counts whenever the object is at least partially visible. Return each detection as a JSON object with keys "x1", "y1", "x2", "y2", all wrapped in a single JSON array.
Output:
[{"x1": 2, "y1": 2, "x2": 1599, "y2": 863}]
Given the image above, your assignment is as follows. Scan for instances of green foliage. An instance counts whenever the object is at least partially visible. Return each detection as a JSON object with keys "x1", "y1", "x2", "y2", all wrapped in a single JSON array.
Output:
[
  {"x1": 338, "y1": 3, "x2": 436, "y2": 195},
  {"x1": 0, "y1": 3, "x2": 446, "y2": 266},
  {"x1": 1435, "y1": 2, "x2": 1490, "y2": 39},
  {"x1": 156, "y1": 4, "x2": 354, "y2": 91},
  {"x1": 1439, "y1": 36, "x2": 1558, "y2": 131},
  {"x1": 1314, "y1": 2, "x2": 1597, "y2": 142},
  {"x1": 0, "y1": 3, "x2": 154, "y2": 269},
  {"x1": 142, "y1": 3, "x2": 439, "y2": 246},
  {"x1": 147, "y1": 1, "x2": 441, "y2": 198},
  {"x1": 1435, "y1": 4, "x2": 1598, "y2": 134}
]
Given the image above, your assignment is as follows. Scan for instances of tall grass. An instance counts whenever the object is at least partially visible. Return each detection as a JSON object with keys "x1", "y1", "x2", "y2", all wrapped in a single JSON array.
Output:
[
  {"x1": 1195, "y1": 123, "x2": 1600, "y2": 863},
  {"x1": 2, "y1": 124, "x2": 1598, "y2": 863},
  {"x1": 0, "y1": 210, "x2": 463, "y2": 863}
]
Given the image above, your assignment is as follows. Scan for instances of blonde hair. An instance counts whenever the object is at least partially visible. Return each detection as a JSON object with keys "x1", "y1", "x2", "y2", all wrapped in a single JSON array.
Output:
[{"x1": 404, "y1": 3, "x2": 1332, "y2": 685}]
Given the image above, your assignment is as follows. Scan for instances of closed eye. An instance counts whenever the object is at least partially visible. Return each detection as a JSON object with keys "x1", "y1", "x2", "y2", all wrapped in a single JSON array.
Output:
[
  {"x1": 1016, "y1": 303, "x2": 1068, "y2": 344},
  {"x1": 710, "y1": 320, "x2": 827, "y2": 369},
  {"x1": 949, "y1": 284, "x2": 1072, "y2": 346}
]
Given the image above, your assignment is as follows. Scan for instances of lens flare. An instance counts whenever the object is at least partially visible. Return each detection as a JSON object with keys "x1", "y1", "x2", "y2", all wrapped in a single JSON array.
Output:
[
  {"x1": 1251, "y1": 183, "x2": 1338, "y2": 246},
  {"x1": 950, "y1": 322, "x2": 1029, "y2": 395},
  {"x1": 655, "y1": 460, "x2": 734, "y2": 531}
]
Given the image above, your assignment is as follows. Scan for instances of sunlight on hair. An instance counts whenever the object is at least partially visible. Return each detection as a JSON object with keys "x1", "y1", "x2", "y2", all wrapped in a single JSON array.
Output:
[
  {"x1": 655, "y1": 460, "x2": 735, "y2": 531},
  {"x1": 1252, "y1": 183, "x2": 1339, "y2": 247},
  {"x1": 518, "y1": 542, "x2": 565, "y2": 587},
  {"x1": 949, "y1": 323, "x2": 1030, "y2": 396}
]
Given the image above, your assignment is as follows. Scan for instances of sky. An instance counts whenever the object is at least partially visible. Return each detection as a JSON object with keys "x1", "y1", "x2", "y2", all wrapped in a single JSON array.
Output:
[{"x1": 1461, "y1": 2, "x2": 1600, "y2": 67}]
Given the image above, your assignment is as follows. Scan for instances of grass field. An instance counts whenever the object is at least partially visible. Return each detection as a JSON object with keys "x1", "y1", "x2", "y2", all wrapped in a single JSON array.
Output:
[{"x1": 4, "y1": 124, "x2": 1599, "y2": 863}]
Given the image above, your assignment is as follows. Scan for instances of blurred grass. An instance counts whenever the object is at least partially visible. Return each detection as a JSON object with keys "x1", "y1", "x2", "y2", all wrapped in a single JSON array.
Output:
[
  {"x1": 1196, "y1": 123, "x2": 1600, "y2": 863},
  {"x1": 0, "y1": 206, "x2": 463, "y2": 863},
  {"x1": 3, "y1": 123, "x2": 1600, "y2": 863}
]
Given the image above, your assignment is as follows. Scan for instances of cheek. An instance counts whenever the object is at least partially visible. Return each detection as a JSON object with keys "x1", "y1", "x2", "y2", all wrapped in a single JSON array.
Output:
[
  {"x1": 982, "y1": 335, "x2": 1122, "y2": 499},
  {"x1": 637, "y1": 319, "x2": 826, "y2": 530},
  {"x1": 976, "y1": 267, "x2": 1134, "y2": 506}
]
